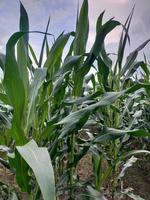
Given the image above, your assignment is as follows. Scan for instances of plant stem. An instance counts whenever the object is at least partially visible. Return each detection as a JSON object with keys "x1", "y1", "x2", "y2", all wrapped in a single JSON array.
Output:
[
  {"x1": 69, "y1": 132, "x2": 75, "y2": 199},
  {"x1": 111, "y1": 140, "x2": 119, "y2": 199}
]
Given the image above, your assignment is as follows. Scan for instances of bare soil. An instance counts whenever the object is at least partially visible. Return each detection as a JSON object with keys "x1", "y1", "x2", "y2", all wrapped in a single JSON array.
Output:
[
  {"x1": 0, "y1": 156, "x2": 150, "y2": 199},
  {"x1": 123, "y1": 161, "x2": 150, "y2": 200}
]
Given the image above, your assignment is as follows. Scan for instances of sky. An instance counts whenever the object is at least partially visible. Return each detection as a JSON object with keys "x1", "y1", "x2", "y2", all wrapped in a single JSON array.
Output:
[{"x1": 0, "y1": 0, "x2": 150, "y2": 59}]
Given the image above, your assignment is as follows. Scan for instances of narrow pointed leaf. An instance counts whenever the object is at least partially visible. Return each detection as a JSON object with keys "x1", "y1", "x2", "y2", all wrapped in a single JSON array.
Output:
[
  {"x1": 121, "y1": 39, "x2": 150, "y2": 76},
  {"x1": 74, "y1": 0, "x2": 89, "y2": 55},
  {"x1": 44, "y1": 32, "x2": 73, "y2": 78},
  {"x1": 27, "y1": 68, "x2": 47, "y2": 127},
  {"x1": 117, "y1": 7, "x2": 134, "y2": 69},
  {"x1": 17, "y1": 2, "x2": 29, "y2": 96},
  {"x1": 38, "y1": 17, "x2": 50, "y2": 68},
  {"x1": 29, "y1": 44, "x2": 39, "y2": 66}
]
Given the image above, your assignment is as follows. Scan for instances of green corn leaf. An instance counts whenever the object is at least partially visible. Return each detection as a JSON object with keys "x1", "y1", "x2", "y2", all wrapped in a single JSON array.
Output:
[
  {"x1": 125, "y1": 83, "x2": 150, "y2": 96},
  {"x1": 90, "y1": 18, "x2": 120, "y2": 64},
  {"x1": 100, "y1": 43, "x2": 112, "y2": 69},
  {"x1": 44, "y1": 32, "x2": 73, "y2": 79},
  {"x1": 56, "y1": 55, "x2": 82, "y2": 76},
  {"x1": 119, "y1": 150, "x2": 150, "y2": 161},
  {"x1": 73, "y1": 16, "x2": 120, "y2": 96},
  {"x1": 97, "y1": 56, "x2": 110, "y2": 89},
  {"x1": 58, "y1": 92, "x2": 124, "y2": 125},
  {"x1": 45, "y1": 37, "x2": 50, "y2": 58},
  {"x1": 16, "y1": 140, "x2": 56, "y2": 200},
  {"x1": 96, "y1": 11, "x2": 105, "y2": 31},
  {"x1": 122, "y1": 88, "x2": 145, "y2": 116},
  {"x1": 65, "y1": 91, "x2": 101, "y2": 106},
  {"x1": 74, "y1": 0, "x2": 89, "y2": 55},
  {"x1": 38, "y1": 17, "x2": 50, "y2": 68},
  {"x1": 17, "y1": 2, "x2": 29, "y2": 97},
  {"x1": 94, "y1": 132, "x2": 123, "y2": 143},
  {"x1": 117, "y1": 7, "x2": 134, "y2": 70},
  {"x1": 65, "y1": 39, "x2": 74, "y2": 58},
  {"x1": 3, "y1": 32, "x2": 27, "y2": 144},
  {"x1": 19, "y1": 2, "x2": 29, "y2": 48},
  {"x1": 107, "y1": 127, "x2": 150, "y2": 137},
  {"x1": 29, "y1": 44, "x2": 39, "y2": 66},
  {"x1": 4, "y1": 32, "x2": 26, "y2": 111},
  {"x1": 52, "y1": 71, "x2": 69, "y2": 97},
  {"x1": 58, "y1": 110, "x2": 90, "y2": 139},
  {"x1": 8, "y1": 151, "x2": 30, "y2": 192},
  {"x1": 0, "y1": 92, "x2": 10, "y2": 104},
  {"x1": 26, "y1": 68, "x2": 47, "y2": 128},
  {"x1": 123, "y1": 61, "x2": 144, "y2": 82},
  {"x1": 140, "y1": 61, "x2": 150, "y2": 81},
  {"x1": 94, "y1": 128, "x2": 150, "y2": 143},
  {"x1": 0, "y1": 53, "x2": 5, "y2": 71},
  {"x1": 121, "y1": 39, "x2": 150, "y2": 76},
  {"x1": 57, "y1": 91, "x2": 124, "y2": 138}
]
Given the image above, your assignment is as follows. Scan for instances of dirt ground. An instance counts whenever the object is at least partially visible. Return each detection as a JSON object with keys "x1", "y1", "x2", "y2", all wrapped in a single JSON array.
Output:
[
  {"x1": 123, "y1": 161, "x2": 150, "y2": 200},
  {"x1": 0, "y1": 155, "x2": 150, "y2": 200}
]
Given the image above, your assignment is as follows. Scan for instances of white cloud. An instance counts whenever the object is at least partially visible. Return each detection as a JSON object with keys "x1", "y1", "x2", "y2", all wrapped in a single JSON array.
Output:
[
  {"x1": 109, "y1": 0, "x2": 129, "y2": 4},
  {"x1": 87, "y1": 31, "x2": 95, "y2": 50},
  {"x1": 0, "y1": 45, "x2": 3, "y2": 50},
  {"x1": 105, "y1": 27, "x2": 122, "y2": 44},
  {"x1": 0, "y1": 0, "x2": 149, "y2": 57},
  {"x1": 21, "y1": 0, "x2": 45, "y2": 13}
]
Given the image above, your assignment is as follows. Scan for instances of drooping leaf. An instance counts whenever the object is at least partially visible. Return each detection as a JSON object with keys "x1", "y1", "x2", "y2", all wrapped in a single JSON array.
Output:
[
  {"x1": 73, "y1": 15, "x2": 120, "y2": 96},
  {"x1": 52, "y1": 71, "x2": 69, "y2": 97},
  {"x1": 125, "y1": 83, "x2": 150, "y2": 96},
  {"x1": 90, "y1": 18, "x2": 120, "y2": 65},
  {"x1": 123, "y1": 61, "x2": 144, "y2": 83},
  {"x1": 119, "y1": 150, "x2": 150, "y2": 161},
  {"x1": 121, "y1": 39, "x2": 150, "y2": 76},
  {"x1": 57, "y1": 91, "x2": 124, "y2": 138},
  {"x1": 56, "y1": 55, "x2": 82, "y2": 76},
  {"x1": 118, "y1": 156, "x2": 138, "y2": 179},
  {"x1": 16, "y1": 140, "x2": 56, "y2": 200}
]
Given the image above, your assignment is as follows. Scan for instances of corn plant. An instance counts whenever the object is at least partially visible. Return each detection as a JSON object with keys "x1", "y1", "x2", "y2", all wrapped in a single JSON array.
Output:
[{"x1": 0, "y1": 1, "x2": 150, "y2": 200}]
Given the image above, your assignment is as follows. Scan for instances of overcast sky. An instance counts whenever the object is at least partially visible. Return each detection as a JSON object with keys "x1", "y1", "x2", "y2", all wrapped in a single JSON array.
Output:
[{"x1": 0, "y1": 0, "x2": 150, "y2": 58}]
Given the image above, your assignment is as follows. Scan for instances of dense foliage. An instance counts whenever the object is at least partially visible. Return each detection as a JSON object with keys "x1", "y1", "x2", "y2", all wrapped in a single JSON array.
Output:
[{"x1": 0, "y1": 1, "x2": 150, "y2": 199}]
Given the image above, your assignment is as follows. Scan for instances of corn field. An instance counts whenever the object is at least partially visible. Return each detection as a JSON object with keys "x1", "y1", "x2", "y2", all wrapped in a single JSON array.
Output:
[{"x1": 0, "y1": 0, "x2": 150, "y2": 200}]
